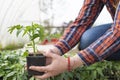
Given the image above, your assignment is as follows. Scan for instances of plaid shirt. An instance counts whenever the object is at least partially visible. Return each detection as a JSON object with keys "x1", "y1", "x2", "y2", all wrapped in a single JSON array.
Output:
[{"x1": 55, "y1": 0, "x2": 120, "y2": 65}]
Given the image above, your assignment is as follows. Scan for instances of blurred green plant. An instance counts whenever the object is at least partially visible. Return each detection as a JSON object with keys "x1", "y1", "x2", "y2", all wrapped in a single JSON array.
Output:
[
  {"x1": 0, "y1": 50, "x2": 26, "y2": 80},
  {"x1": 46, "y1": 33, "x2": 61, "y2": 39},
  {"x1": 0, "y1": 50, "x2": 37, "y2": 80},
  {"x1": 1, "y1": 43, "x2": 23, "y2": 50}
]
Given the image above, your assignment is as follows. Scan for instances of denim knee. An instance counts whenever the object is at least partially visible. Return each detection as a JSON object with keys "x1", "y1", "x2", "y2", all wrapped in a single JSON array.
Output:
[{"x1": 78, "y1": 23, "x2": 112, "y2": 50}]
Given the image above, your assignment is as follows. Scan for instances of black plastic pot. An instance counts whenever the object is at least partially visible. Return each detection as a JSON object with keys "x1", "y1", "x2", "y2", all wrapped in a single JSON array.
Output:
[
  {"x1": 0, "y1": 76, "x2": 3, "y2": 80},
  {"x1": 27, "y1": 54, "x2": 46, "y2": 76}
]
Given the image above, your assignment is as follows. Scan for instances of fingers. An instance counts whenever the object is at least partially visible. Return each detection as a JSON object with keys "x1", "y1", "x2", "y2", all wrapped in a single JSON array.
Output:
[
  {"x1": 29, "y1": 66, "x2": 49, "y2": 72},
  {"x1": 37, "y1": 47, "x2": 46, "y2": 55},
  {"x1": 29, "y1": 66, "x2": 53, "y2": 79},
  {"x1": 44, "y1": 51, "x2": 54, "y2": 57},
  {"x1": 34, "y1": 72, "x2": 51, "y2": 80}
]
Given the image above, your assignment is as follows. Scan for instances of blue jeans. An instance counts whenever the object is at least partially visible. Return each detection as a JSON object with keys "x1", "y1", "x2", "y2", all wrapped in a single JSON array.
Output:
[{"x1": 79, "y1": 23, "x2": 120, "y2": 61}]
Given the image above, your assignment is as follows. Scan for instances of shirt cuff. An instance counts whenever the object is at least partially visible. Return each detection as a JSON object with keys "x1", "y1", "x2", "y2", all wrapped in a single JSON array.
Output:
[
  {"x1": 54, "y1": 39, "x2": 71, "y2": 55},
  {"x1": 77, "y1": 48, "x2": 102, "y2": 66}
]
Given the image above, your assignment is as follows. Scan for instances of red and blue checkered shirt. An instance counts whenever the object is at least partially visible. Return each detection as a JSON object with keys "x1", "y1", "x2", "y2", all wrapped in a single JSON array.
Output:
[{"x1": 55, "y1": 0, "x2": 120, "y2": 65}]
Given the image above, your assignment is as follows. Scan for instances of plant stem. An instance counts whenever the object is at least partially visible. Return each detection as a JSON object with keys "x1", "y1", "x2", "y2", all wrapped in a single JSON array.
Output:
[
  {"x1": 32, "y1": 40, "x2": 36, "y2": 56},
  {"x1": 32, "y1": 23, "x2": 36, "y2": 56}
]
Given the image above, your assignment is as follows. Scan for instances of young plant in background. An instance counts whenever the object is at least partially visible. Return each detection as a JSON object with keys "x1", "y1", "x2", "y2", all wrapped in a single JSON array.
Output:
[{"x1": 8, "y1": 23, "x2": 46, "y2": 76}]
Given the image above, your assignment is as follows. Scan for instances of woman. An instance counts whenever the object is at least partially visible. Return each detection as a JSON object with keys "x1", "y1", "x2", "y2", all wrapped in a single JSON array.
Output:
[{"x1": 29, "y1": 0, "x2": 120, "y2": 79}]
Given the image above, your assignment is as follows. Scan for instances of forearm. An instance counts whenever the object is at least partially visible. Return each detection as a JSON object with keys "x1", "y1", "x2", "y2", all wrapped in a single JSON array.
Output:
[{"x1": 55, "y1": 0, "x2": 104, "y2": 54}]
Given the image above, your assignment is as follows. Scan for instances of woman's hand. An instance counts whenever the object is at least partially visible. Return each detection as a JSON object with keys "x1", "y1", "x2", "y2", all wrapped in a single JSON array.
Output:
[
  {"x1": 37, "y1": 45, "x2": 61, "y2": 55},
  {"x1": 29, "y1": 51, "x2": 84, "y2": 79},
  {"x1": 29, "y1": 52, "x2": 67, "y2": 79}
]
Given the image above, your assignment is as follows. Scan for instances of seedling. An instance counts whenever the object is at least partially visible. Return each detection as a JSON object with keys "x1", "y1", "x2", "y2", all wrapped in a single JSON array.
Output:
[{"x1": 8, "y1": 23, "x2": 46, "y2": 75}]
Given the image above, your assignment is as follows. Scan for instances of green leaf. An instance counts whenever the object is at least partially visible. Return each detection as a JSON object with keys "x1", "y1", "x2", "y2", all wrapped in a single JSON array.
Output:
[
  {"x1": 96, "y1": 68, "x2": 104, "y2": 77},
  {"x1": 16, "y1": 28, "x2": 23, "y2": 37},
  {"x1": 15, "y1": 25, "x2": 23, "y2": 29},
  {"x1": 22, "y1": 29, "x2": 28, "y2": 37},
  {"x1": 8, "y1": 26, "x2": 17, "y2": 34},
  {"x1": 8, "y1": 25, "x2": 23, "y2": 34},
  {"x1": 5, "y1": 71, "x2": 16, "y2": 78},
  {"x1": 23, "y1": 50, "x2": 29, "y2": 57},
  {"x1": 31, "y1": 34, "x2": 40, "y2": 40},
  {"x1": 67, "y1": 72, "x2": 73, "y2": 78}
]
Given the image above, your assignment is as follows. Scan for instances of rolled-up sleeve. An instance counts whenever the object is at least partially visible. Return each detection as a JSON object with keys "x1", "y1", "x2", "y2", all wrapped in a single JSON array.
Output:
[{"x1": 78, "y1": 2, "x2": 120, "y2": 66}]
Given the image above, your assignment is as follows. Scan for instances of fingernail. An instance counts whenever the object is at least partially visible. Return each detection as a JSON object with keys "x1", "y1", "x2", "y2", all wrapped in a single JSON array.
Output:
[{"x1": 29, "y1": 66, "x2": 32, "y2": 69}]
